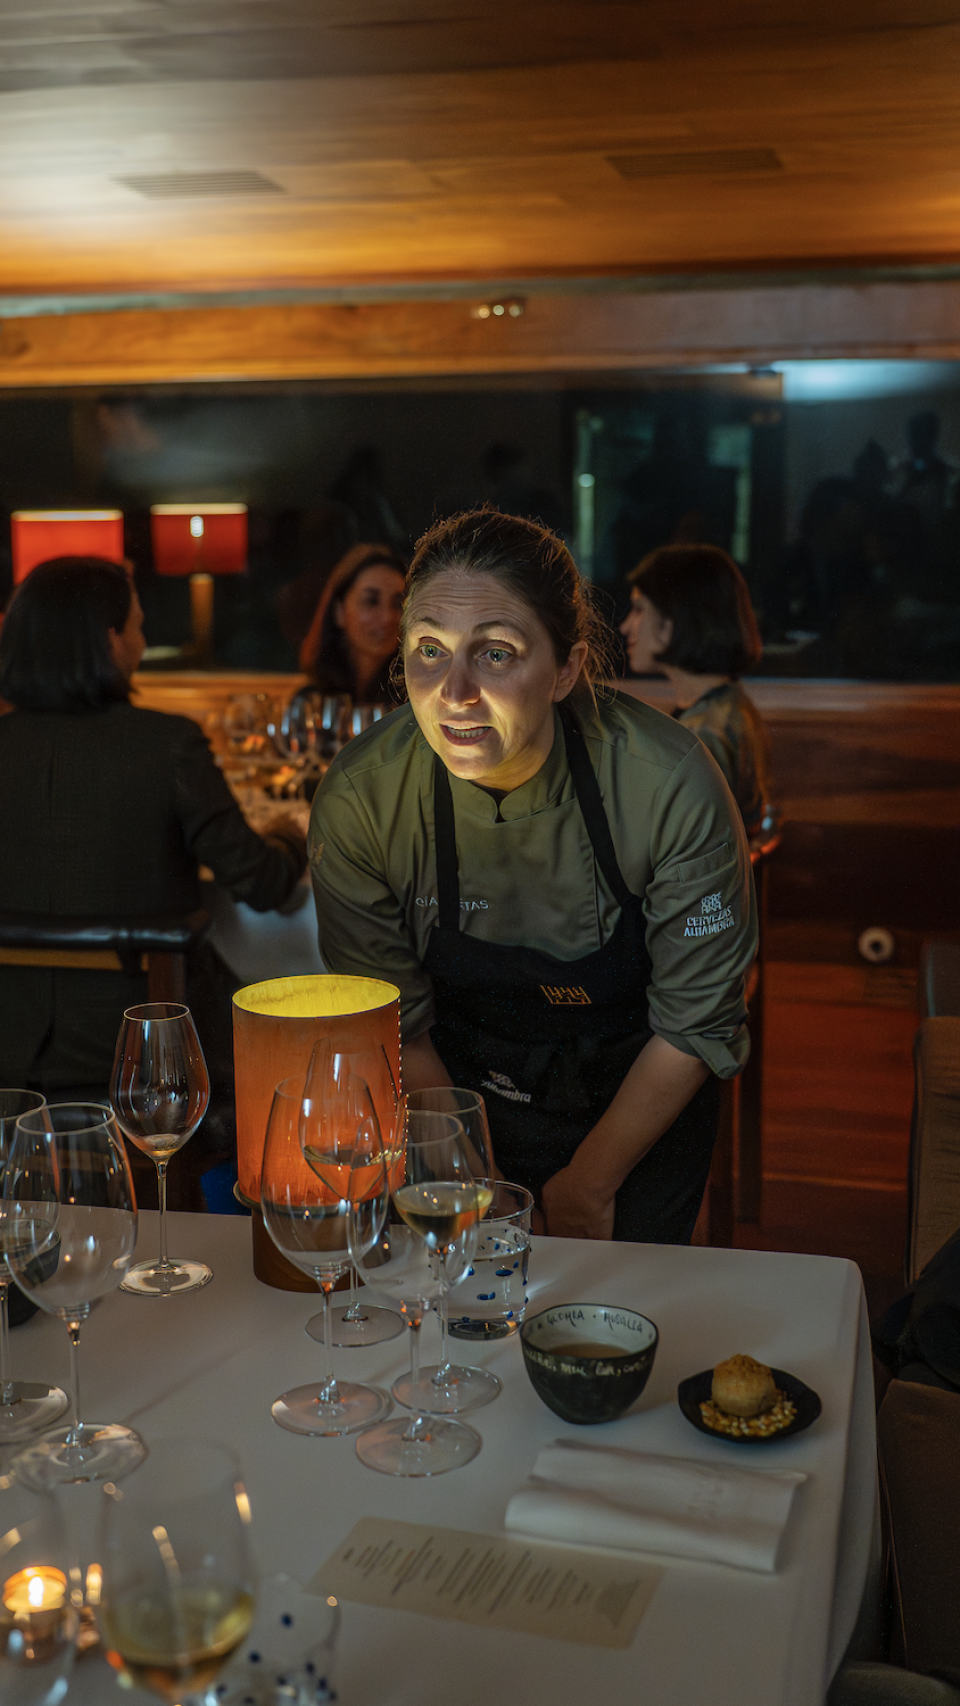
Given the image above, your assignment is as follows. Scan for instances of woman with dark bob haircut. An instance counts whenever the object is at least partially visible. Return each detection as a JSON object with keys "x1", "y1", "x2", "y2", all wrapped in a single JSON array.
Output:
[
  {"x1": 0, "y1": 557, "x2": 305, "y2": 1102},
  {"x1": 620, "y1": 543, "x2": 770, "y2": 838},
  {"x1": 299, "y1": 542, "x2": 407, "y2": 702},
  {"x1": 310, "y1": 508, "x2": 757, "y2": 1252}
]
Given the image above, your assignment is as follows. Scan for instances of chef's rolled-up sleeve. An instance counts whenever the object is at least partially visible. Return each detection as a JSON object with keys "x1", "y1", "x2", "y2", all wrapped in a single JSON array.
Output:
[
  {"x1": 309, "y1": 765, "x2": 435, "y2": 1039},
  {"x1": 643, "y1": 741, "x2": 758, "y2": 1078}
]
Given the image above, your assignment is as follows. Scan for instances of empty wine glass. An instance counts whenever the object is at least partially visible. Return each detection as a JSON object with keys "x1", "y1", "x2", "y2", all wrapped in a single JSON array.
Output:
[
  {"x1": 0, "y1": 1092, "x2": 68, "y2": 1446},
  {"x1": 3, "y1": 1103, "x2": 147, "y2": 1490},
  {"x1": 301, "y1": 1041, "x2": 404, "y2": 1349},
  {"x1": 270, "y1": 692, "x2": 323, "y2": 793},
  {"x1": 0, "y1": 1465, "x2": 79, "y2": 1706},
  {"x1": 110, "y1": 1003, "x2": 212, "y2": 1296},
  {"x1": 397, "y1": 1089, "x2": 501, "y2": 1414},
  {"x1": 260, "y1": 1077, "x2": 390, "y2": 1437},
  {"x1": 99, "y1": 1438, "x2": 254, "y2": 1706},
  {"x1": 350, "y1": 1137, "x2": 481, "y2": 1477},
  {"x1": 316, "y1": 695, "x2": 352, "y2": 760}
]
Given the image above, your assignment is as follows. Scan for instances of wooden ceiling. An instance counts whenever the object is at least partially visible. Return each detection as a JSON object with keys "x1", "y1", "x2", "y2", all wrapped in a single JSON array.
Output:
[{"x1": 4, "y1": 1, "x2": 960, "y2": 304}]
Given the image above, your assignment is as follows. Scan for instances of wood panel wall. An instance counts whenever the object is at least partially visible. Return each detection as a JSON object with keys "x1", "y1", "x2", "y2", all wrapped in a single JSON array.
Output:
[{"x1": 9, "y1": 277, "x2": 960, "y2": 388}]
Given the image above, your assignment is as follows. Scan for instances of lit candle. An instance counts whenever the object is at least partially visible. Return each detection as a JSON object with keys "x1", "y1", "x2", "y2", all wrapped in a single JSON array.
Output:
[{"x1": 1, "y1": 1565, "x2": 70, "y2": 1662}]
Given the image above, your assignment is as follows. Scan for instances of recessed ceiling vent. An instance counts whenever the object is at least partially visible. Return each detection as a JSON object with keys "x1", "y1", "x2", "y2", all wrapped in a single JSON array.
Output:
[
  {"x1": 607, "y1": 149, "x2": 783, "y2": 179},
  {"x1": 114, "y1": 171, "x2": 285, "y2": 200}
]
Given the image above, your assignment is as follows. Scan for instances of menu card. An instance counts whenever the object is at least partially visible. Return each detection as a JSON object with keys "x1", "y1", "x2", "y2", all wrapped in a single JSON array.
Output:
[{"x1": 312, "y1": 1516, "x2": 661, "y2": 1648}]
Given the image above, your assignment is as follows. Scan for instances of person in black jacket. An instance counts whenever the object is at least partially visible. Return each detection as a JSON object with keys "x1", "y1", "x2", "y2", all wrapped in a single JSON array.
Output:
[{"x1": 0, "y1": 556, "x2": 306, "y2": 1099}]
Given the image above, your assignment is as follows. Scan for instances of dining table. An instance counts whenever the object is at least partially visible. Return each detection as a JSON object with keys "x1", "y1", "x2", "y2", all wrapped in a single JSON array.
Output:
[{"x1": 4, "y1": 1211, "x2": 876, "y2": 1706}]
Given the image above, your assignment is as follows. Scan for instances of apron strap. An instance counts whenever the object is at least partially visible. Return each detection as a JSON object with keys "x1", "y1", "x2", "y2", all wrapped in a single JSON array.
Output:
[
  {"x1": 433, "y1": 759, "x2": 462, "y2": 930},
  {"x1": 558, "y1": 703, "x2": 635, "y2": 910}
]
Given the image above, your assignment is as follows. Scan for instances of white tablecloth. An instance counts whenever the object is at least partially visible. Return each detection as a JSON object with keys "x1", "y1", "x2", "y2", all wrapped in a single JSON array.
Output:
[{"x1": 5, "y1": 1215, "x2": 876, "y2": 1706}]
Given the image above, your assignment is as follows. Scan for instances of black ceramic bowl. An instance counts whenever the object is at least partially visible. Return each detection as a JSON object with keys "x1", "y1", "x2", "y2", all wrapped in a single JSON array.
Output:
[{"x1": 520, "y1": 1303, "x2": 658, "y2": 1424}]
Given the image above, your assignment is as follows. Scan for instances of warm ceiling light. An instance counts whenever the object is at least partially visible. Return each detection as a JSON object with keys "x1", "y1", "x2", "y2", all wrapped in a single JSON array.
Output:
[{"x1": 470, "y1": 297, "x2": 525, "y2": 321}]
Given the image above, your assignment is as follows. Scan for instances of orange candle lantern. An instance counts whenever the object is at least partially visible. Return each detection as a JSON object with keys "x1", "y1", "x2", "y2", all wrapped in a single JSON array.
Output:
[
  {"x1": 232, "y1": 974, "x2": 401, "y2": 1289},
  {"x1": 11, "y1": 510, "x2": 125, "y2": 584}
]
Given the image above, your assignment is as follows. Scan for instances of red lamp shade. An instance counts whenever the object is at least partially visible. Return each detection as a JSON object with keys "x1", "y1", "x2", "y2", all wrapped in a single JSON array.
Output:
[
  {"x1": 150, "y1": 504, "x2": 247, "y2": 577},
  {"x1": 11, "y1": 511, "x2": 125, "y2": 585}
]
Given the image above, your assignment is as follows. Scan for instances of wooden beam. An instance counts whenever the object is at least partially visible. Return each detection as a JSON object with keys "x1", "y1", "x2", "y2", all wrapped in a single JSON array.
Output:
[{"x1": 7, "y1": 278, "x2": 960, "y2": 387}]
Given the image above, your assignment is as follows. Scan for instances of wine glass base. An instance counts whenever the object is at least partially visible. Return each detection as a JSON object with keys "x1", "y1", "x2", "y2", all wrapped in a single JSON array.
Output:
[
  {"x1": 393, "y1": 1363, "x2": 502, "y2": 1415},
  {"x1": 271, "y1": 1381, "x2": 391, "y2": 1437},
  {"x1": 120, "y1": 1257, "x2": 214, "y2": 1296},
  {"x1": 14, "y1": 1421, "x2": 148, "y2": 1489},
  {"x1": 0, "y1": 1381, "x2": 69, "y2": 1445},
  {"x1": 307, "y1": 1304, "x2": 405, "y2": 1348},
  {"x1": 356, "y1": 1414, "x2": 481, "y2": 1476}
]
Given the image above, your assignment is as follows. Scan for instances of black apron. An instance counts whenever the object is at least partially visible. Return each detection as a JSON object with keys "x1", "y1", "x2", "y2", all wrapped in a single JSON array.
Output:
[{"x1": 424, "y1": 704, "x2": 719, "y2": 1244}]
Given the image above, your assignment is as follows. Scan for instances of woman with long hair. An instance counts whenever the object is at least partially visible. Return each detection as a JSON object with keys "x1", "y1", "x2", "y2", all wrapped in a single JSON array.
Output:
[{"x1": 299, "y1": 543, "x2": 406, "y2": 702}]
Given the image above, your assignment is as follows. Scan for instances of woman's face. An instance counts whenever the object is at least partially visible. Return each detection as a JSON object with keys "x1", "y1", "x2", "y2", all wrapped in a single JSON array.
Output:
[
  {"x1": 404, "y1": 568, "x2": 587, "y2": 791},
  {"x1": 334, "y1": 565, "x2": 405, "y2": 671},
  {"x1": 108, "y1": 588, "x2": 146, "y2": 680},
  {"x1": 619, "y1": 588, "x2": 672, "y2": 674}
]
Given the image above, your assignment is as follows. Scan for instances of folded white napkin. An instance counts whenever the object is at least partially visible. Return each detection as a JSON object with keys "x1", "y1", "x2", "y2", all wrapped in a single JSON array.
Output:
[{"x1": 505, "y1": 1440, "x2": 807, "y2": 1574}]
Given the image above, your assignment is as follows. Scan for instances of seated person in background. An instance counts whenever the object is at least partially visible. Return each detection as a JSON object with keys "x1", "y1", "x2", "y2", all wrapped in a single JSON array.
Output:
[
  {"x1": 0, "y1": 557, "x2": 306, "y2": 1102},
  {"x1": 299, "y1": 543, "x2": 406, "y2": 703},
  {"x1": 620, "y1": 543, "x2": 770, "y2": 839}
]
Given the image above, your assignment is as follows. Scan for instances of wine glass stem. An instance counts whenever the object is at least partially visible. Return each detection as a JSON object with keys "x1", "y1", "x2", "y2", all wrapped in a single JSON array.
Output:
[
  {"x1": 156, "y1": 1160, "x2": 171, "y2": 1268},
  {"x1": 318, "y1": 1277, "x2": 340, "y2": 1404},
  {"x1": 432, "y1": 1283, "x2": 453, "y2": 1386},
  {"x1": 0, "y1": 1278, "x2": 13, "y2": 1406},
  {"x1": 403, "y1": 1310, "x2": 430, "y2": 1443},
  {"x1": 65, "y1": 1323, "x2": 83, "y2": 1449},
  {"x1": 343, "y1": 1263, "x2": 365, "y2": 1323}
]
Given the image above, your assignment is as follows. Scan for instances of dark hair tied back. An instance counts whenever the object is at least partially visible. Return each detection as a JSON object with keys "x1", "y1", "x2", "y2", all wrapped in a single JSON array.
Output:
[
  {"x1": 401, "y1": 507, "x2": 613, "y2": 696},
  {"x1": 0, "y1": 556, "x2": 133, "y2": 712}
]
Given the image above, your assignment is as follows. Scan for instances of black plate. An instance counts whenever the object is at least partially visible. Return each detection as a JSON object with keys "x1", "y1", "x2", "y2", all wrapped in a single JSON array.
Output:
[{"x1": 677, "y1": 1367, "x2": 821, "y2": 1444}]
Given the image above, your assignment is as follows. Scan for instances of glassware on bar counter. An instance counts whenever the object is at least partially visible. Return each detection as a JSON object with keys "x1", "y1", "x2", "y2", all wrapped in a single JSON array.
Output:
[
  {"x1": 110, "y1": 1002, "x2": 212, "y2": 1296},
  {"x1": 3, "y1": 1102, "x2": 146, "y2": 1490},
  {"x1": 301, "y1": 1039, "x2": 404, "y2": 1349},
  {"x1": 260, "y1": 1076, "x2": 390, "y2": 1437},
  {"x1": 393, "y1": 1089, "x2": 501, "y2": 1414},
  {"x1": 99, "y1": 1438, "x2": 254, "y2": 1706},
  {"x1": 0, "y1": 1091, "x2": 68, "y2": 1446}
]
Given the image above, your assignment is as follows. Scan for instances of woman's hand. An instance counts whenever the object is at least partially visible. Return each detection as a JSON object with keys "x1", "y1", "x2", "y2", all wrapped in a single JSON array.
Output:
[{"x1": 540, "y1": 1165, "x2": 616, "y2": 1240}]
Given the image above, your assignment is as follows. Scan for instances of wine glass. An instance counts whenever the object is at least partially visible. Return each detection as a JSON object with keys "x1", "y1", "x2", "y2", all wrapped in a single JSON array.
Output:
[
  {"x1": 387, "y1": 1109, "x2": 497, "y2": 1415},
  {"x1": 3, "y1": 1102, "x2": 147, "y2": 1490},
  {"x1": 349, "y1": 1133, "x2": 482, "y2": 1476},
  {"x1": 98, "y1": 1438, "x2": 254, "y2": 1706},
  {"x1": 260, "y1": 1077, "x2": 390, "y2": 1437},
  {"x1": 397, "y1": 1089, "x2": 501, "y2": 1414},
  {"x1": 316, "y1": 695, "x2": 352, "y2": 759},
  {"x1": 0, "y1": 1464, "x2": 79, "y2": 1706},
  {"x1": 301, "y1": 1040, "x2": 404, "y2": 1349},
  {"x1": 0, "y1": 1092, "x2": 68, "y2": 1446},
  {"x1": 270, "y1": 692, "x2": 323, "y2": 794},
  {"x1": 110, "y1": 1003, "x2": 212, "y2": 1296}
]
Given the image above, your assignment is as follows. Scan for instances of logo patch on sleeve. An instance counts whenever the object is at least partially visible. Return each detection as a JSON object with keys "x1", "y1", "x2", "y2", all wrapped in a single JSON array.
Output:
[{"x1": 684, "y1": 890, "x2": 735, "y2": 938}]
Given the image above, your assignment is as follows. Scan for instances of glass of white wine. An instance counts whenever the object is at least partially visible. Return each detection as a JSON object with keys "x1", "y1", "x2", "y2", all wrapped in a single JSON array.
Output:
[
  {"x1": 350, "y1": 1137, "x2": 482, "y2": 1476},
  {"x1": 99, "y1": 1438, "x2": 254, "y2": 1706},
  {"x1": 110, "y1": 1003, "x2": 212, "y2": 1296},
  {"x1": 395, "y1": 1091, "x2": 501, "y2": 1415},
  {"x1": 261, "y1": 1076, "x2": 390, "y2": 1437}
]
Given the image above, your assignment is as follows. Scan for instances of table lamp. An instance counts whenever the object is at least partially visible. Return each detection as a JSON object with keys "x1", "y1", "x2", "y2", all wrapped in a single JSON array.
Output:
[
  {"x1": 232, "y1": 974, "x2": 401, "y2": 1289},
  {"x1": 149, "y1": 503, "x2": 247, "y2": 665},
  {"x1": 11, "y1": 510, "x2": 125, "y2": 584}
]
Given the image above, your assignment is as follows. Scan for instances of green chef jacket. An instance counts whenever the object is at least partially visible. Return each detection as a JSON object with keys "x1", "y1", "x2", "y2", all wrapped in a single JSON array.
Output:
[{"x1": 309, "y1": 689, "x2": 758, "y2": 1077}]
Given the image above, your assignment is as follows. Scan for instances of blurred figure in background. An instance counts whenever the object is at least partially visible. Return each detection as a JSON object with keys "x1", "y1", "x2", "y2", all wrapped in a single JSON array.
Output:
[
  {"x1": 0, "y1": 557, "x2": 305, "y2": 1104},
  {"x1": 620, "y1": 543, "x2": 770, "y2": 838},
  {"x1": 299, "y1": 543, "x2": 406, "y2": 703}
]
